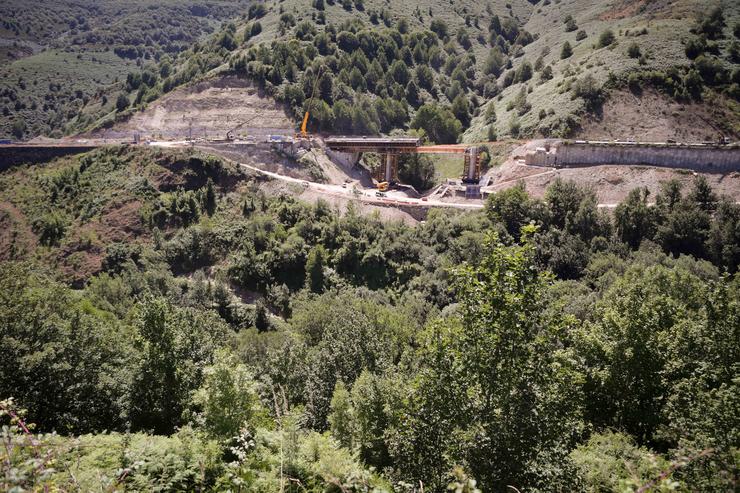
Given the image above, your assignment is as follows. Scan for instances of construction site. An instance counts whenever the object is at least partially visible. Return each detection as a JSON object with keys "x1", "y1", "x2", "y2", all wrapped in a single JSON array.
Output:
[
  {"x1": 2, "y1": 72, "x2": 740, "y2": 210},
  {"x1": 3, "y1": 133, "x2": 740, "y2": 210}
]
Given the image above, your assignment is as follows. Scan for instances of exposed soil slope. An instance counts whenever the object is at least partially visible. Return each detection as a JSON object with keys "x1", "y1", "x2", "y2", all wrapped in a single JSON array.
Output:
[
  {"x1": 486, "y1": 158, "x2": 740, "y2": 204},
  {"x1": 97, "y1": 76, "x2": 294, "y2": 140},
  {"x1": 578, "y1": 89, "x2": 740, "y2": 142}
]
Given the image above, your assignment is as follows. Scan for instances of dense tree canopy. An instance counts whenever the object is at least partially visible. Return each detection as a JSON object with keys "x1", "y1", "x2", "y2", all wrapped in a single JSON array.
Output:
[{"x1": 1, "y1": 140, "x2": 739, "y2": 492}]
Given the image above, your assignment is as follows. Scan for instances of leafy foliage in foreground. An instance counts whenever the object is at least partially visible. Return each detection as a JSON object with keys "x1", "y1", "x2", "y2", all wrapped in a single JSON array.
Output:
[{"x1": 1, "y1": 147, "x2": 739, "y2": 491}]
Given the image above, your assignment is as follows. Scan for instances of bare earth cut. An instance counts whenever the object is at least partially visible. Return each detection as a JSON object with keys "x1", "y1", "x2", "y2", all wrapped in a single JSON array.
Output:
[{"x1": 98, "y1": 76, "x2": 294, "y2": 141}]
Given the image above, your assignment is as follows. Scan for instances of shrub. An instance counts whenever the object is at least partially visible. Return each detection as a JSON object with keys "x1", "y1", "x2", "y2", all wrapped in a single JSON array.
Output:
[
  {"x1": 32, "y1": 212, "x2": 67, "y2": 246},
  {"x1": 728, "y1": 83, "x2": 740, "y2": 100},
  {"x1": 694, "y1": 55, "x2": 726, "y2": 84},
  {"x1": 561, "y1": 41, "x2": 573, "y2": 59},
  {"x1": 509, "y1": 117, "x2": 521, "y2": 138},
  {"x1": 218, "y1": 30, "x2": 237, "y2": 50},
  {"x1": 247, "y1": 3, "x2": 267, "y2": 19},
  {"x1": 597, "y1": 29, "x2": 616, "y2": 48},
  {"x1": 571, "y1": 431, "x2": 673, "y2": 491},
  {"x1": 514, "y1": 87, "x2": 531, "y2": 115},
  {"x1": 11, "y1": 119, "x2": 26, "y2": 139},
  {"x1": 251, "y1": 21, "x2": 262, "y2": 37},
  {"x1": 415, "y1": 64, "x2": 434, "y2": 90},
  {"x1": 627, "y1": 42, "x2": 641, "y2": 58},
  {"x1": 697, "y1": 6, "x2": 725, "y2": 40},
  {"x1": 456, "y1": 28, "x2": 472, "y2": 49},
  {"x1": 485, "y1": 102, "x2": 497, "y2": 124},
  {"x1": 729, "y1": 41, "x2": 740, "y2": 63},
  {"x1": 483, "y1": 47, "x2": 505, "y2": 76},
  {"x1": 295, "y1": 21, "x2": 316, "y2": 41},
  {"x1": 627, "y1": 72, "x2": 642, "y2": 93},
  {"x1": 115, "y1": 93, "x2": 129, "y2": 111},
  {"x1": 487, "y1": 124, "x2": 497, "y2": 141},
  {"x1": 515, "y1": 60, "x2": 533, "y2": 82},
  {"x1": 430, "y1": 19, "x2": 448, "y2": 38},
  {"x1": 565, "y1": 17, "x2": 578, "y2": 32},
  {"x1": 451, "y1": 94, "x2": 471, "y2": 126},
  {"x1": 191, "y1": 350, "x2": 265, "y2": 439},
  {"x1": 576, "y1": 30, "x2": 587, "y2": 41},
  {"x1": 684, "y1": 69, "x2": 704, "y2": 98},
  {"x1": 685, "y1": 37, "x2": 705, "y2": 59},
  {"x1": 572, "y1": 74, "x2": 603, "y2": 110},
  {"x1": 540, "y1": 65, "x2": 553, "y2": 81}
]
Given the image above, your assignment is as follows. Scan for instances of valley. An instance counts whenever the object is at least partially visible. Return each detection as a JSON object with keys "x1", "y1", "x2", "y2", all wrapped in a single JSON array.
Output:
[{"x1": 1, "y1": 1, "x2": 739, "y2": 492}]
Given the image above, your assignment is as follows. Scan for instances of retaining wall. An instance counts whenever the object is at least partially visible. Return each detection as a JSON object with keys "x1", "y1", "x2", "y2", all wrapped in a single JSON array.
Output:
[
  {"x1": 326, "y1": 149, "x2": 359, "y2": 168},
  {"x1": 553, "y1": 141, "x2": 740, "y2": 173}
]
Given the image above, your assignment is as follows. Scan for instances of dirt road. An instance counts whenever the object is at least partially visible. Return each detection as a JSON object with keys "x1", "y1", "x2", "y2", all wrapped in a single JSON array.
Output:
[{"x1": 233, "y1": 159, "x2": 485, "y2": 210}]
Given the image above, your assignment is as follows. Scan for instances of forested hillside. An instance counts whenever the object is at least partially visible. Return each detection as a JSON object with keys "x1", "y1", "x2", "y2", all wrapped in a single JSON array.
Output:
[
  {"x1": 0, "y1": 0, "x2": 249, "y2": 139},
  {"x1": 1, "y1": 146, "x2": 739, "y2": 491},
  {"x1": 2, "y1": 1, "x2": 740, "y2": 492},
  {"x1": 30, "y1": 0, "x2": 738, "y2": 143}
]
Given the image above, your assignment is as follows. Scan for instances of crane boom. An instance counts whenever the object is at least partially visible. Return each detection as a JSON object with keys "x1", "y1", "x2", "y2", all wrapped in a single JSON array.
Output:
[
  {"x1": 298, "y1": 65, "x2": 323, "y2": 139},
  {"x1": 226, "y1": 113, "x2": 262, "y2": 141},
  {"x1": 300, "y1": 111, "x2": 310, "y2": 136}
]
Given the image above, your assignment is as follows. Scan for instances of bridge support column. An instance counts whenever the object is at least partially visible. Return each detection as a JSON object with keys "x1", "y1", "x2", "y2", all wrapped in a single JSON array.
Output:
[
  {"x1": 462, "y1": 146, "x2": 480, "y2": 184},
  {"x1": 384, "y1": 153, "x2": 398, "y2": 183}
]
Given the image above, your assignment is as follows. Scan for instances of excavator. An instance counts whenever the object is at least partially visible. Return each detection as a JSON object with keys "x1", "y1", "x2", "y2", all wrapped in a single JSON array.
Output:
[
  {"x1": 225, "y1": 114, "x2": 261, "y2": 141},
  {"x1": 297, "y1": 66, "x2": 323, "y2": 140}
]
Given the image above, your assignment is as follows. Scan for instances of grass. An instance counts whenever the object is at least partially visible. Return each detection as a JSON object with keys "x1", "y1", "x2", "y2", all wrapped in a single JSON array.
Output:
[
  {"x1": 432, "y1": 154, "x2": 465, "y2": 182},
  {"x1": 0, "y1": 49, "x2": 137, "y2": 138},
  {"x1": 465, "y1": 0, "x2": 740, "y2": 141}
]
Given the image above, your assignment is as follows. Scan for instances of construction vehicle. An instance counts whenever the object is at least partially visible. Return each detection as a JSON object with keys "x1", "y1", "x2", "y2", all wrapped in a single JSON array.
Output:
[
  {"x1": 226, "y1": 114, "x2": 262, "y2": 141},
  {"x1": 377, "y1": 181, "x2": 389, "y2": 192},
  {"x1": 297, "y1": 66, "x2": 324, "y2": 140}
]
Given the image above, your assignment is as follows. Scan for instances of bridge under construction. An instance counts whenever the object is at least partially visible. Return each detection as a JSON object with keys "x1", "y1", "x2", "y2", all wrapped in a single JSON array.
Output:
[{"x1": 324, "y1": 136, "x2": 484, "y2": 188}]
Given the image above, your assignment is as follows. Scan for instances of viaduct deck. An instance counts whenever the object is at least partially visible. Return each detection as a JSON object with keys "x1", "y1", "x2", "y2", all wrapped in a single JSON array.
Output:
[{"x1": 323, "y1": 136, "x2": 421, "y2": 153}]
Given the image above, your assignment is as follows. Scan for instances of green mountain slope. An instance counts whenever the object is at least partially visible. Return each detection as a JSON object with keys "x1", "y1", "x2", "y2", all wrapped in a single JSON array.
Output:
[
  {"x1": 2, "y1": 1, "x2": 739, "y2": 140},
  {"x1": 0, "y1": 0, "x2": 249, "y2": 139},
  {"x1": 3, "y1": 3, "x2": 740, "y2": 492},
  {"x1": 82, "y1": 0, "x2": 740, "y2": 144}
]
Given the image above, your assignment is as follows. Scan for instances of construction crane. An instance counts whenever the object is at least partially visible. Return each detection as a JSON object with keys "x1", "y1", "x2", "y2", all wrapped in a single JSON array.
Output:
[
  {"x1": 225, "y1": 114, "x2": 262, "y2": 141},
  {"x1": 297, "y1": 66, "x2": 324, "y2": 140}
]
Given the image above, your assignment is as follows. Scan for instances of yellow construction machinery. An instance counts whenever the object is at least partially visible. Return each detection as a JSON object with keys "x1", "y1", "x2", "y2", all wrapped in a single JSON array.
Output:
[
  {"x1": 377, "y1": 181, "x2": 389, "y2": 192},
  {"x1": 297, "y1": 66, "x2": 323, "y2": 140}
]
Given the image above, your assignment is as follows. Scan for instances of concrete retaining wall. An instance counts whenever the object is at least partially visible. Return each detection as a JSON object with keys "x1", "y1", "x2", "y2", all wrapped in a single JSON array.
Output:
[
  {"x1": 553, "y1": 141, "x2": 740, "y2": 173},
  {"x1": 326, "y1": 149, "x2": 359, "y2": 168}
]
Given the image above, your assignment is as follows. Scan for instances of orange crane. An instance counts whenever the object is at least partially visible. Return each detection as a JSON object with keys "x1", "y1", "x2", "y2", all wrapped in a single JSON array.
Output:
[{"x1": 297, "y1": 66, "x2": 323, "y2": 140}]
